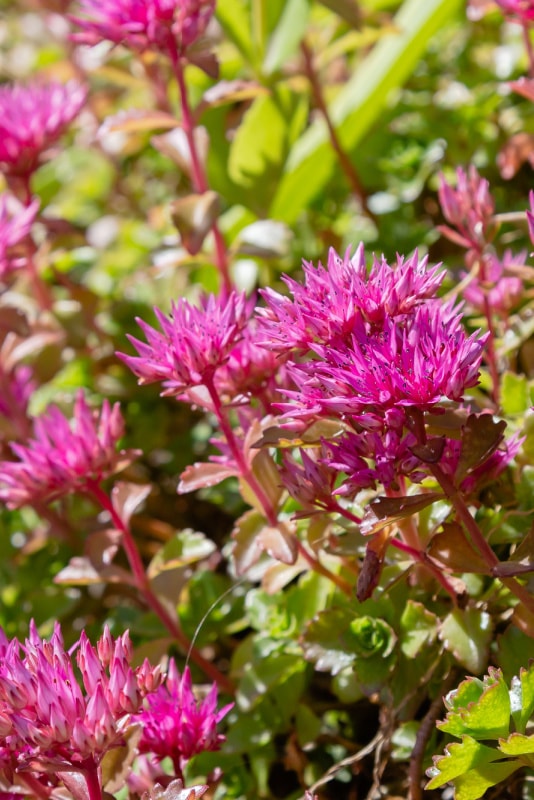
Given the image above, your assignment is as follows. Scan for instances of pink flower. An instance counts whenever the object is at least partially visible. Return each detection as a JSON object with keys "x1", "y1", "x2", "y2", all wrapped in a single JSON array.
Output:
[
  {"x1": 0, "y1": 81, "x2": 86, "y2": 182},
  {"x1": 462, "y1": 250, "x2": 524, "y2": 315},
  {"x1": 438, "y1": 166, "x2": 495, "y2": 251},
  {"x1": 495, "y1": 0, "x2": 534, "y2": 21},
  {"x1": 258, "y1": 246, "x2": 444, "y2": 352},
  {"x1": 0, "y1": 390, "x2": 138, "y2": 509},
  {"x1": 279, "y1": 444, "x2": 342, "y2": 513},
  {"x1": 278, "y1": 302, "x2": 487, "y2": 420},
  {"x1": 0, "y1": 622, "x2": 162, "y2": 776},
  {"x1": 71, "y1": 0, "x2": 215, "y2": 54},
  {"x1": 134, "y1": 661, "x2": 232, "y2": 772},
  {"x1": 0, "y1": 195, "x2": 39, "y2": 279},
  {"x1": 118, "y1": 291, "x2": 251, "y2": 397}
]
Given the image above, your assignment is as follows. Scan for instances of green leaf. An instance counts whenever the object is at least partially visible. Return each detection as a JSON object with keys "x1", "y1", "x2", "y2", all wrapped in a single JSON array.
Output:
[
  {"x1": 498, "y1": 733, "x2": 534, "y2": 756},
  {"x1": 263, "y1": 0, "x2": 310, "y2": 74},
  {"x1": 426, "y1": 735, "x2": 510, "y2": 791},
  {"x1": 501, "y1": 372, "x2": 530, "y2": 416},
  {"x1": 439, "y1": 607, "x2": 493, "y2": 674},
  {"x1": 216, "y1": 0, "x2": 255, "y2": 63},
  {"x1": 271, "y1": 0, "x2": 463, "y2": 221},
  {"x1": 453, "y1": 760, "x2": 521, "y2": 800},
  {"x1": 147, "y1": 529, "x2": 216, "y2": 579},
  {"x1": 399, "y1": 600, "x2": 438, "y2": 658},
  {"x1": 439, "y1": 669, "x2": 510, "y2": 740},
  {"x1": 512, "y1": 662, "x2": 534, "y2": 734}
]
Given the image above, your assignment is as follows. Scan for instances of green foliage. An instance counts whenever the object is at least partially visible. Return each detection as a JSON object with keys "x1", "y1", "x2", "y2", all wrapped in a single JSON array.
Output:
[{"x1": 427, "y1": 665, "x2": 534, "y2": 799}]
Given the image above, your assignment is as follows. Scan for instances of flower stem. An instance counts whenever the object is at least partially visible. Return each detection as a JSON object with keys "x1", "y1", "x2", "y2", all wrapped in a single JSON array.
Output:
[
  {"x1": 83, "y1": 760, "x2": 103, "y2": 800},
  {"x1": 169, "y1": 48, "x2": 232, "y2": 294},
  {"x1": 389, "y1": 537, "x2": 460, "y2": 602},
  {"x1": 430, "y1": 463, "x2": 534, "y2": 622},
  {"x1": 87, "y1": 480, "x2": 235, "y2": 694},
  {"x1": 295, "y1": 539, "x2": 352, "y2": 597},
  {"x1": 300, "y1": 40, "x2": 371, "y2": 216}
]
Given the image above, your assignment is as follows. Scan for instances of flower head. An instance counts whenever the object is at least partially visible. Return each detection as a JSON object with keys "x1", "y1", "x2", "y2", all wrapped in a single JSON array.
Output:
[
  {"x1": 438, "y1": 166, "x2": 495, "y2": 251},
  {"x1": 258, "y1": 246, "x2": 444, "y2": 352},
  {"x1": 0, "y1": 622, "x2": 162, "y2": 773},
  {"x1": 0, "y1": 81, "x2": 86, "y2": 182},
  {"x1": 279, "y1": 302, "x2": 487, "y2": 421},
  {"x1": 495, "y1": 0, "x2": 534, "y2": 21},
  {"x1": 462, "y1": 250, "x2": 524, "y2": 316},
  {"x1": 0, "y1": 390, "x2": 138, "y2": 509},
  {"x1": 134, "y1": 660, "x2": 232, "y2": 769},
  {"x1": 71, "y1": 0, "x2": 215, "y2": 54},
  {"x1": 0, "y1": 195, "x2": 39, "y2": 279},
  {"x1": 118, "y1": 291, "x2": 251, "y2": 397}
]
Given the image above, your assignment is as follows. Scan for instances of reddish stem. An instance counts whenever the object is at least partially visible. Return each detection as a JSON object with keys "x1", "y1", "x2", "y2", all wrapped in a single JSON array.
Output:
[
  {"x1": 295, "y1": 539, "x2": 353, "y2": 597},
  {"x1": 300, "y1": 41, "x2": 371, "y2": 216},
  {"x1": 430, "y1": 463, "x2": 534, "y2": 624},
  {"x1": 87, "y1": 480, "x2": 235, "y2": 694},
  {"x1": 83, "y1": 760, "x2": 103, "y2": 800},
  {"x1": 169, "y1": 48, "x2": 232, "y2": 294},
  {"x1": 389, "y1": 537, "x2": 459, "y2": 602}
]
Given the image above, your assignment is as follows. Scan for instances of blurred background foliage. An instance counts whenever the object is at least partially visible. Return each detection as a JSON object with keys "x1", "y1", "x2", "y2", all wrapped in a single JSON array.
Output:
[{"x1": 1, "y1": 1, "x2": 534, "y2": 798}]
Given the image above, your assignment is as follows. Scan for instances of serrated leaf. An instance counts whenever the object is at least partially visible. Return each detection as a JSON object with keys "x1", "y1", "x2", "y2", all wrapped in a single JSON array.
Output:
[
  {"x1": 440, "y1": 607, "x2": 493, "y2": 674},
  {"x1": 231, "y1": 509, "x2": 268, "y2": 574},
  {"x1": 426, "y1": 735, "x2": 507, "y2": 789},
  {"x1": 300, "y1": 606, "x2": 358, "y2": 674},
  {"x1": 399, "y1": 600, "x2": 438, "y2": 658},
  {"x1": 453, "y1": 760, "x2": 521, "y2": 800},
  {"x1": 498, "y1": 732, "x2": 534, "y2": 755}
]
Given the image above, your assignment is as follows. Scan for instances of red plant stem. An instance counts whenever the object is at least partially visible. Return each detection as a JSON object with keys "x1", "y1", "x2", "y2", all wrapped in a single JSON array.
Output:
[
  {"x1": 300, "y1": 40, "x2": 371, "y2": 215},
  {"x1": 20, "y1": 774, "x2": 53, "y2": 800},
  {"x1": 205, "y1": 379, "x2": 280, "y2": 528},
  {"x1": 205, "y1": 381, "x2": 352, "y2": 593},
  {"x1": 477, "y1": 253, "x2": 500, "y2": 407},
  {"x1": 168, "y1": 48, "x2": 232, "y2": 294},
  {"x1": 522, "y1": 21, "x2": 534, "y2": 78},
  {"x1": 296, "y1": 539, "x2": 352, "y2": 596},
  {"x1": 430, "y1": 463, "x2": 534, "y2": 622},
  {"x1": 389, "y1": 537, "x2": 459, "y2": 602},
  {"x1": 83, "y1": 760, "x2": 103, "y2": 800},
  {"x1": 87, "y1": 479, "x2": 235, "y2": 694}
]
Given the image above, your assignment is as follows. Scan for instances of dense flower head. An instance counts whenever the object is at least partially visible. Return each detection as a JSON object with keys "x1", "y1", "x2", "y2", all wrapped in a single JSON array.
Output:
[
  {"x1": 278, "y1": 302, "x2": 487, "y2": 421},
  {"x1": 325, "y1": 425, "x2": 426, "y2": 496},
  {"x1": 0, "y1": 621, "x2": 162, "y2": 772},
  {"x1": 0, "y1": 81, "x2": 86, "y2": 181},
  {"x1": 258, "y1": 245, "x2": 444, "y2": 352},
  {"x1": 279, "y1": 444, "x2": 341, "y2": 512},
  {"x1": 134, "y1": 661, "x2": 232, "y2": 768},
  {"x1": 438, "y1": 166, "x2": 495, "y2": 251},
  {"x1": 119, "y1": 291, "x2": 252, "y2": 397},
  {"x1": 0, "y1": 195, "x2": 39, "y2": 279},
  {"x1": 71, "y1": 0, "x2": 215, "y2": 54},
  {"x1": 495, "y1": 0, "x2": 534, "y2": 21},
  {"x1": 0, "y1": 390, "x2": 138, "y2": 509}
]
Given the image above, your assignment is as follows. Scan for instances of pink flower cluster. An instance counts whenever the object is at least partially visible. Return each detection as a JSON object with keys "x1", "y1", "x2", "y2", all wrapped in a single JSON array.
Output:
[
  {"x1": 0, "y1": 622, "x2": 161, "y2": 775},
  {"x1": 495, "y1": 0, "x2": 534, "y2": 21},
  {"x1": 71, "y1": 0, "x2": 215, "y2": 54},
  {"x1": 0, "y1": 81, "x2": 86, "y2": 183},
  {"x1": 134, "y1": 660, "x2": 232, "y2": 772},
  {"x1": 0, "y1": 390, "x2": 138, "y2": 508}
]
